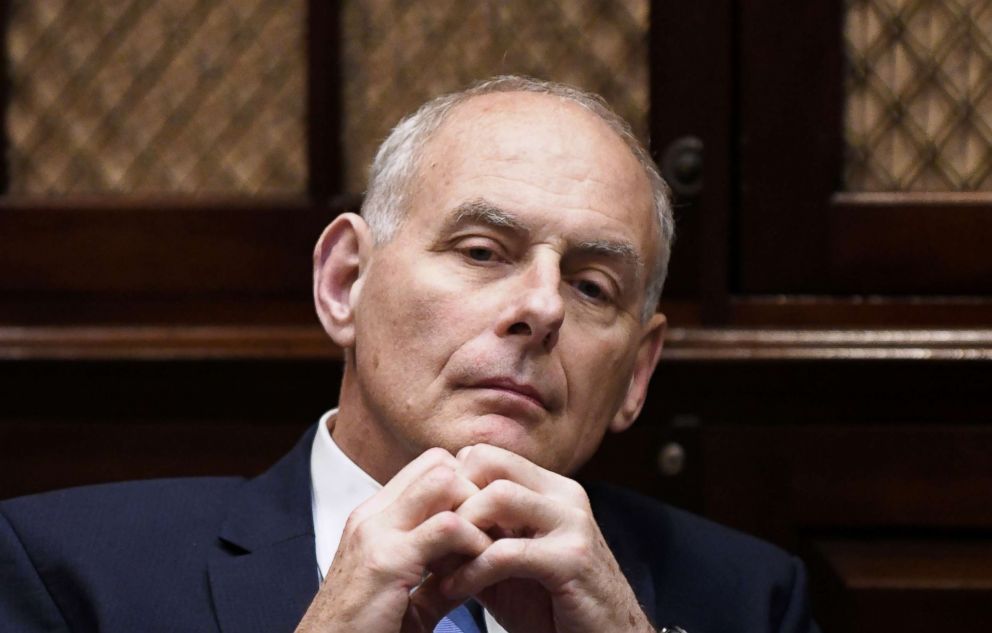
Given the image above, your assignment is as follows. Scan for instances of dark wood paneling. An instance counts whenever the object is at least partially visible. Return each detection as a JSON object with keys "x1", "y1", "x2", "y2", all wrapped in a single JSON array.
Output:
[
  {"x1": 580, "y1": 416, "x2": 702, "y2": 513},
  {"x1": 0, "y1": 0, "x2": 9, "y2": 194},
  {"x1": 729, "y1": 297, "x2": 992, "y2": 328},
  {"x1": 647, "y1": 359, "x2": 992, "y2": 430},
  {"x1": 306, "y1": 0, "x2": 343, "y2": 200},
  {"x1": 829, "y1": 195, "x2": 992, "y2": 293},
  {"x1": 0, "y1": 325, "x2": 339, "y2": 360},
  {"x1": 737, "y1": 3, "x2": 992, "y2": 296},
  {"x1": 809, "y1": 539, "x2": 992, "y2": 633},
  {"x1": 663, "y1": 327, "x2": 992, "y2": 360},
  {"x1": 0, "y1": 199, "x2": 347, "y2": 324},
  {"x1": 703, "y1": 426, "x2": 992, "y2": 548},
  {"x1": 737, "y1": 0, "x2": 842, "y2": 292},
  {"x1": 0, "y1": 357, "x2": 343, "y2": 499},
  {"x1": 650, "y1": 0, "x2": 733, "y2": 319},
  {"x1": 9, "y1": 324, "x2": 992, "y2": 362}
]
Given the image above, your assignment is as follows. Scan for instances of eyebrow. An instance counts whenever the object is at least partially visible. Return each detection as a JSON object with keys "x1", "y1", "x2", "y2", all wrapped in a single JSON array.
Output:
[
  {"x1": 575, "y1": 239, "x2": 643, "y2": 279},
  {"x1": 449, "y1": 199, "x2": 529, "y2": 234},
  {"x1": 446, "y1": 197, "x2": 643, "y2": 276}
]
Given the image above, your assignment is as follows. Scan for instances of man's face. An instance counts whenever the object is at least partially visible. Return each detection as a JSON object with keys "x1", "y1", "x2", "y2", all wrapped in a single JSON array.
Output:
[{"x1": 349, "y1": 92, "x2": 663, "y2": 476}]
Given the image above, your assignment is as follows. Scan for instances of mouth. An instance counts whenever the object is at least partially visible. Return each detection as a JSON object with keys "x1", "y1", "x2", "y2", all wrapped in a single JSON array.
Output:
[{"x1": 469, "y1": 377, "x2": 549, "y2": 411}]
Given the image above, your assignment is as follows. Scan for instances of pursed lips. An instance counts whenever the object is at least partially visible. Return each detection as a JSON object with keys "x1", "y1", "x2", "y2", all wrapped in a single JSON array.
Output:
[{"x1": 470, "y1": 377, "x2": 550, "y2": 411}]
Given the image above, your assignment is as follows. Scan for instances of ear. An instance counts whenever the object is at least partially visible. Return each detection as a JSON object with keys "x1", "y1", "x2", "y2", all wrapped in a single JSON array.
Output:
[
  {"x1": 610, "y1": 312, "x2": 667, "y2": 433},
  {"x1": 313, "y1": 213, "x2": 373, "y2": 349}
]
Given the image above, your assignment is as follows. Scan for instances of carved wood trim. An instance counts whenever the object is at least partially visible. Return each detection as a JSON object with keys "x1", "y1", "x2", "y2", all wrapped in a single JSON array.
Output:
[
  {"x1": 663, "y1": 328, "x2": 992, "y2": 361},
  {"x1": 0, "y1": 325, "x2": 340, "y2": 360},
  {"x1": 3, "y1": 325, "x2": 992, "y2": 362}
]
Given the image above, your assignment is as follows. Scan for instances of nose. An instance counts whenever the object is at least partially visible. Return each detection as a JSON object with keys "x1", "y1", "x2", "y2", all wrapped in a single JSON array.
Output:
[{"x1": 496, "y1": 256, "x2": 565, "y2": 352}]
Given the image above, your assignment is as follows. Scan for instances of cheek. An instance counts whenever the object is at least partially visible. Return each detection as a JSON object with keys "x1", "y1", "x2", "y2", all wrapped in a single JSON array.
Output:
[
  {"x1": 356, "y1": 261, "x2": 470, "y2": 371},
  {"x1": 560, "y1": 328, "x2": 638, "y2": 423},
  {"x1": 564, "y1": 328, "x2": 634, "y2": 389}
]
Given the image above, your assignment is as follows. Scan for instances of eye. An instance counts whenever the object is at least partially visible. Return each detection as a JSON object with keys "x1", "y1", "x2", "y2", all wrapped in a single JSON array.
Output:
[
  {"x1": 455, "y1": 237, "x2": 506, "y2": 264},
  {"x1": 466, "y1": 246, "x2": 496, "y2": 262},
  {"x1": 574, "y1": 279, "x2": 606, "y2": 300}
]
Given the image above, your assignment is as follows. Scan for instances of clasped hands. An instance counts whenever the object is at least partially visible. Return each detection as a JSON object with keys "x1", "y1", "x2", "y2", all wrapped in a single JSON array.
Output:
[{"x1": 296, "y1": 444, "x2": 655, "y2": 633}]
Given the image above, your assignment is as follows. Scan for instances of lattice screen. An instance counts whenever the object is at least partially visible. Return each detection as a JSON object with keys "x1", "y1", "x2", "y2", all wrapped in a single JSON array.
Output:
[
  {"x1": 845, "y1": 0, "x2": 992, "y2": 191},
  {"x1": 341, "y1": 0, "x2": 649, "y2": 193},
  {"x1": 6, "y1": 0, "x2": 306, "y2": 195}
]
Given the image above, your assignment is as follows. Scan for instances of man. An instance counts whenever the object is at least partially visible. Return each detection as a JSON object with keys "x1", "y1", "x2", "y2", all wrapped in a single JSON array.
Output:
[{"x1": 1, "y1": 77, "x2": 818, "y2": 633}]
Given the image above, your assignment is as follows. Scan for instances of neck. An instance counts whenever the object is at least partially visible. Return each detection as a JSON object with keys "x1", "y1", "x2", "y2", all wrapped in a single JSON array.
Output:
[{"x1": 330, "y1": 365, "x2": 409, "y2": 484}]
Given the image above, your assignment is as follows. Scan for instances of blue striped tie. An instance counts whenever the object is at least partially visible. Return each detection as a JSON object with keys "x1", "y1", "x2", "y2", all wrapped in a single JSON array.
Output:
[{"x1": 434, "y1": 604, "x2": 481, "y2": 633}]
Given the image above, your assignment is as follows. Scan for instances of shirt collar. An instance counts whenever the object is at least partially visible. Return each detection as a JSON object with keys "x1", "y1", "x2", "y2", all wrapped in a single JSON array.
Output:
[{"x1": 310, "y1": 408, "x2": 382, "y2": 580}]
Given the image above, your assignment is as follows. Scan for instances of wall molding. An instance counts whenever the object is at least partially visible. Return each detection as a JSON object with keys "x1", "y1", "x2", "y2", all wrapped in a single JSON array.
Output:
[{"x1": 3, "y1": 325, "x2": 992, "y2": 362}]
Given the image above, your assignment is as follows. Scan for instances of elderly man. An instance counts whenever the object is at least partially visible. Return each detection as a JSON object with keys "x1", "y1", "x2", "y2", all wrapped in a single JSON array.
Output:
[{"x1": 0, "y1": 77, "x2": 818, "y2": 633}]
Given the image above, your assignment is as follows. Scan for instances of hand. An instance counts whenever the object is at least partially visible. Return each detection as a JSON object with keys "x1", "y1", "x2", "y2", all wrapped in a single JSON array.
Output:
[
  {"x1": 444, "y1": 444, "x2": 655, "y2": 633},
  {"x1": 295, "y1": 448, "x2": 492, "y2": 633}
]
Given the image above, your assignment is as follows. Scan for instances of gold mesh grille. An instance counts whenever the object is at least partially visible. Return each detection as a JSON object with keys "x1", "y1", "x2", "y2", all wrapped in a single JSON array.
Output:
[
  {"x1": 6, "y1": 0, "x2": 306, "y2": 195},
  {"x1": 845, "y1": 0, "x2": 992, "y2": 191},
  {"x1": 341, "y1": 0, "x2": 649, "y2": 193}
]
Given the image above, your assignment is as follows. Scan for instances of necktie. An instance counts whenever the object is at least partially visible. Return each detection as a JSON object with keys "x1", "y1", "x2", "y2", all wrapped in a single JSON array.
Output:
[{"x1": 434, "y1": 604, "x2": 481, "y2": 633}]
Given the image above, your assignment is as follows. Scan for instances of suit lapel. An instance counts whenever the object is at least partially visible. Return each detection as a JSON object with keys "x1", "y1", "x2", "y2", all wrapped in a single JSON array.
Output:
[{"x1": 209, "y1": 426, "x2": 320, "y2": 633}]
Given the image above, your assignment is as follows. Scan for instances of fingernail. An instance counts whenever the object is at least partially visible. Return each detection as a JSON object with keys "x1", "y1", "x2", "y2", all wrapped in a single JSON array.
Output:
[{"x1": 456, "y1": 445, "x2": 473, "y2": 460}]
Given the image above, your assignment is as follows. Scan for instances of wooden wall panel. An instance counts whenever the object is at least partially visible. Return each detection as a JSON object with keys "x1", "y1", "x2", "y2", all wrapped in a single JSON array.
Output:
[{"x1": 809, "y1": 539, "x2": 992, "y2": 633}]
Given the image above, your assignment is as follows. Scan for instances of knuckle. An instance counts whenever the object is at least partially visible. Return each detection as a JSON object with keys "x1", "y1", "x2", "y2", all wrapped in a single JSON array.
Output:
[
  {"x1": 487, "y1": 478, "x2": 516, "y2": 504},
  {"x1": 487, "y1": 539, "x2": 517, "y2": 567},
  {"x1": 568, "y1": 506, "x2": 592, "y2": 529},
  {"x1": 343, "y1": 512, "x2": 363, "y2": 536},
  {"x1": 424, "y1": 464, "x2": 457, "y2": 487},
  {"x1": 470, "y1": 443, "x2": 499, "y2": 463},
  {"x1": 349, "y1": 515, "x2": 376, "y2": 543},
  {"x1": 422, "y1": 446, "x2": 454, "y2": 465},
  {"x1": 562, "y1": 478, "x2": 589, "y2": 504},
  {"x1": 432, "y1": 510, "x2": 461, "y2": 536},
  {"x1": 364, "y1": 547, "x2": 396, "y2": 578},
  {"x1": 560, "y1": 534, "x2": 594, "y2": 570},
  {"x1": 348, "y1": 497, "x2": 375, "y2": 523}
]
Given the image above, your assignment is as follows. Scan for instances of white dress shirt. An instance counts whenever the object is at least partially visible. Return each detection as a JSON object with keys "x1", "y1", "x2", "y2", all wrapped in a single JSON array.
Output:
[{"x1": 310, "y1": 409, "x2": 505, "y2": 633}]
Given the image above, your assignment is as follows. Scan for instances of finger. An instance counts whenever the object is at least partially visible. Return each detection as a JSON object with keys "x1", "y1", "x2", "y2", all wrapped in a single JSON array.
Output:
[
  {"x1": 440, "y1": 537, "x2": 561, "y2": 600},
  {"x1": 381, "y1": 465, "x2": 481, "y2": 529},
  {"x1": 359, "y1": 447, "x2": 460, "y2": 517},
  {"x1": 409, "y1": 511, "x2": 493, "y2": 565},
  {"x1": 455, "y1": 478, "x2": 562, "y2": 535},
  {"x1": 403, "y1": 513, "x2": 492, "y2": 633},
  {"x1": 426, "y1": 552, "x2": 471, "y2": 579},
  {"x1": 457, "y1": 444, "x2": 580, "y2": 502}
]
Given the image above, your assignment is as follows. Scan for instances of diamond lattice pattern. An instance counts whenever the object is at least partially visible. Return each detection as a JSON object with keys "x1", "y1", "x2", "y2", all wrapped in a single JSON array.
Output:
[
  {"x1": 341, "y1": 0, "x2": 649, "y2": 193},
  {"x1": 6, "y1": 0, "x2": 306, "y2": 195},
  {"x1": 845, "y1": 0, "x2": 992, "y2": 191}
]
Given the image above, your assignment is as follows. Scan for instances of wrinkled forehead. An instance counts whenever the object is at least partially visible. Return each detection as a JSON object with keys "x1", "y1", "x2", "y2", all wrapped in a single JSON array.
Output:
[
  {"x1": 413, "y1": 91, "x2": 658, "y2": 240},
  {"x1": 413, "y1": 92, "x2": 658, "y2": 261},
  {"x1": 426, "y1": 92, "x2": 645, "y2": 180}
]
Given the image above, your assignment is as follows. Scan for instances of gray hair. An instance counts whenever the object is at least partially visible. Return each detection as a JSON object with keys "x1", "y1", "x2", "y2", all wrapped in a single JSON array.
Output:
[{"x1": 360, "y1": 75, "x2": 674, "y2": 320}]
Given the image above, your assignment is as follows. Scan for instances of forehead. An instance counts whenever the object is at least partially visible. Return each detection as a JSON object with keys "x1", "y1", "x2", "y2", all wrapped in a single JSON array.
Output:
[{"x1": 410, "y1": 91, "x2": 657, "y2": 253}]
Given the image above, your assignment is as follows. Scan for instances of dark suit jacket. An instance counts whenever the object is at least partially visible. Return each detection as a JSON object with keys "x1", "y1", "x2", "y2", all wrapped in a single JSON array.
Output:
[{"x1": 1, "y1": 426, "x2": 819, "y2": 632}]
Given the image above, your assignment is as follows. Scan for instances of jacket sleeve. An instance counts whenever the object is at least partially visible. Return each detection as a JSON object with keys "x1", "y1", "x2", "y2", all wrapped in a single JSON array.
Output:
[
  {"x1": 0, "y1": 508, "x2": 71, "y2": 632},
  {"x1": 776, "y1": 556, "x2": 822, "y2": 633}
]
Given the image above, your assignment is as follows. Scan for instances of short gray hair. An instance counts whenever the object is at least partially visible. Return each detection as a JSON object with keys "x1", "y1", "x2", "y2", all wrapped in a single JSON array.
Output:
[{"x1": 361, "y1": 75, "x2": 674, "y2": 320}]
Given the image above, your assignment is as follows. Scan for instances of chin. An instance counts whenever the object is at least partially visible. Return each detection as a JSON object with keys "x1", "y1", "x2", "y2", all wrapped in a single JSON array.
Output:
[{"x1": 442, "y1": 412, "x2": 544, "y2": 456}]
